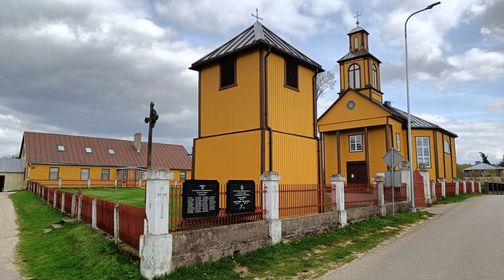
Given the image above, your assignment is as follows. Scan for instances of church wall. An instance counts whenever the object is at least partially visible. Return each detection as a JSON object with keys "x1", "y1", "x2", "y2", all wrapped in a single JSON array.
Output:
[
  {"x1": 323, "y1": 133, "x2": 337, "y2": 183},
  {"x1": 451, "y1": 137, "x2": 457, "y2": 178},
  {"x1": 199, "y1": 51, "x2": 260, "y2": 137},
  {"x1": 267, "y1": 52, "x2": 315, "y2": 138},
  {"x1": 194, "y1": 130, "x2": 261, "y2": 184},
  {"x1": 367, "y1": 126, "x2": 388, "y2": 180},
  {"x1": 411, "y1": 129, "x2": 438, "y2": 181}
]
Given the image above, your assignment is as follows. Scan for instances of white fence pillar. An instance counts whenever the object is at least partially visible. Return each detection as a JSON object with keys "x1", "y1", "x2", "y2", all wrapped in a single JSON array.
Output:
[
  {"x1": 331, "y1": 174, "x2": 347, "y2": 226},
  {"x1": 439, "y1": 178, "x2": 446, "y2": 198},
  {"x1": 114, "y1": 179, "x2": 118, "y2": 189},
  {"x1": 61, "y1": 192, "x2": 65, "y2": 213},
  {"x1": 400, "y1": 161, "x2": 411, "y2": 202},
  {"x1": 261, "y1": 171, "x2": 282, "y2": 244},
  {"x1": 462, "y1": 180, "x2": 467, "y2": 194},
  {"x1": 87, "y1": 179, "x2": 92, "y2": 189},
  {"x1": 471, "y1": 180, "x2": 475, "y2": 193},
  {"x1": 91, "y1": 199, "x2": 97, "y2": 229},
  {"x1": 77, "y1": 195, "x2": 82, "y2": 221},
  {"x1": 454, "y1": 179, "x2": 460, "y2": 195},
  {"x1": 139, "y1": 169, "x2": 173, "y2": 280},
  {"x1": 431, "y1": 181, "x2": 436, "y2": 202},
  {"x1": 71, "y1": 193, "x2": 77, "y2": 217},
  {"x1": 419, "y1": 170, "x2": 431, "y2": 205},
  {"x1": 58, "y1": 178, "x2": 62, "y2": 189},
  {"x1": 374, "y1": 174, "x2": 386, "y2": 216},
  {"x1": 53, "y1": 191, "x2": 57, "y2": 208},
  {"x1": 478, "y1": 181, "x2": 482, "y2": 193},
  {"x1": 114, "y1": 204, "x2": 120, "y2": 244}
]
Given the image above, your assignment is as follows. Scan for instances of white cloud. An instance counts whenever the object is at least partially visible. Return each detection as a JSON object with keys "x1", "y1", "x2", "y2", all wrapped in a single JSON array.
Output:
[
  {"x1": 417, "y1": 113, "x2": 504, "y2": 164},
  {"x1": 488, "y1": 98, "x2": 504, "y2": 112}
]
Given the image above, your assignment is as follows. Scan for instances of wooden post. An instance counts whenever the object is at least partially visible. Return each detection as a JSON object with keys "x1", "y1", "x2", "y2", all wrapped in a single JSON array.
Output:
[{"x1": 114, "y1": 204, "x2": 120, "y2": 244}]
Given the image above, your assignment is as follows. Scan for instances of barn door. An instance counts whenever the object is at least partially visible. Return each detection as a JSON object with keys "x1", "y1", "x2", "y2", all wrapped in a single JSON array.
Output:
[{"x1": 347, "y1": 161, "x2": 368, "y2": 184}]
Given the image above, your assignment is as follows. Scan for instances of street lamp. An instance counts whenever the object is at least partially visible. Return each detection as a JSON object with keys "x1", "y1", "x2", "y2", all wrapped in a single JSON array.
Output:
[{"x1": 404, "y1": 2, "x2": 441, "y2": 212}]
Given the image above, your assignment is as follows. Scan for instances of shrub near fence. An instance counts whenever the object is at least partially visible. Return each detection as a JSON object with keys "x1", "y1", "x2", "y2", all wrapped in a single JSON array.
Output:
[{"x1": 344, "y1": 184, "x2": 378, "y2": 208}]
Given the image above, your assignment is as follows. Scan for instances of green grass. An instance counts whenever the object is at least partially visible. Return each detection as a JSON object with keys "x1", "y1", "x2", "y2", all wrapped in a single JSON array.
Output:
[
  {"x1": 12, "y1": 190, "x2": 431, "y2": 280},
  {"x1": 63, "y1": 188, "x2": 146, "y2": 207},
  {"x1": 436, "y1": 193, "x2": 482, "y2": 204},
  {"x1": 11, "y1": 190, "x2": 142, "y2": 280}
]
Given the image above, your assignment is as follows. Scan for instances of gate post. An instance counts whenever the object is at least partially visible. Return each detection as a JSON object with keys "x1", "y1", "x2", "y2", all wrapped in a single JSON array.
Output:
[
  {"x1": 375, "y1": 174, "x2": 386, "y2": 216},
  {"x1": 262, "y1": 171, "x2": 282, "y2": 244},
  {"x1": 331, "y1": 174, "x2": 347, "y2": 226},
  {"x1": 139, "y1": 169, "x2": 173, "y2": 279},
  {"x1": 439, "y1": 178, "x2": 446, "y2": 198},
  {"x1": 431, "y1": 181, "x2": 436, "y2": 202},
  {"x1": 419, "y1": 170, "x2": 431, "y2": 205},
  {"x1": 399, "y1": 161, "x2": 411, "y2": 202},
  {"x1": 454, "y1": 178, "x2": 459, "y2": 195}
]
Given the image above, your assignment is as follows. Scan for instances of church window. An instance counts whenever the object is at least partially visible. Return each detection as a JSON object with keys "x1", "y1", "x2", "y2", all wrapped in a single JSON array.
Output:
[
  {"x1": 285, "y1": 59, "x2": 298, "y2": 89},
  {"x1": 348, "y1": 64, "x2": 360, "y2": 89},
  {"x1": 354, "y1": 37, "x2": 359, "y2": 49},
  {"x1": 349, "y1": 135, "x2": 363, "y2": 152},
  {"x1": 444, "y1": 139, "x2": 451, "y2": 154},
  {"x1": 372, "y1": 64, "x2": 378, "y2": 88},
  {"x1": 416, "y1": 137, "x2": 431, "y2": 168},
  {"x1": 220, "y1": 57, "x2": 236, "y2": 89}
]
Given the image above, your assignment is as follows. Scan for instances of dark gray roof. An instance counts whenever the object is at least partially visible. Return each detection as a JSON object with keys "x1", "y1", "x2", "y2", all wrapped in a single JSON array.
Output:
[
  {"x1": 0, "y1": 158, "x2": 24, "y2": 173},
  {"x1": 190, "y1": 21, "x2": 323, "y2": 71},
  {"x1": 348, "y1": 26, "x2": 369, "y2": 35},
  {"x1": 464, "y1": 163, "x2": 503, "y2": 171},
  {"x1": 384, "y1": 103, "x2": 458, "y2": 137},
  {"x1": 337, "y1": 49, "x2": 381, "y2": 63}
]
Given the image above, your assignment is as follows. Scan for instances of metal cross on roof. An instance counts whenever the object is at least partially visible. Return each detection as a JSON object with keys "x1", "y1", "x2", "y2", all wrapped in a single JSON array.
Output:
[
  {"x1": 251, "y1": 8, "x2": 263, "y2": 22},
  {"x1": 354, "y1": 11, "x2": 362, "y2": 26}
]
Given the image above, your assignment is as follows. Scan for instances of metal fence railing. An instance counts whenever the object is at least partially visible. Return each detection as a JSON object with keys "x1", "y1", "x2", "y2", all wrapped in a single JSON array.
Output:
[
  {"x1": 344, "y1": 184, "x2": 378, "y2": 208},
  {"x1": 278, "y1": 184, "x2": 334, "y2": 218},
  {"x1": 384, "y1": 184, "x2": 408, "y2": 204}
]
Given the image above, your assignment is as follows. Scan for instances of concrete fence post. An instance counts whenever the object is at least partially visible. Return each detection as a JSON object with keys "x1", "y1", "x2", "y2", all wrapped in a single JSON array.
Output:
[
  {"x1": 53, "y1": 191, "x2": 57, "y2": 208},
  {"x1": 58, "y1": 178, "x2": 62, "y2": 189},
  {"x1": 77, "y1": 195, "x2": 82, "y2": 221},
  {"x1": 462, "y1": 180, "x2": 467, "y2": 194},
  {"x1": 114, "y1": 204, "x2": 120, "y2": 244},
  {"x1": 114, "y1": 179, "x2": 118, "y2": 189},
  {"x1": 261, "y1": 171, "x2": 282, "y2": 244},
  {"x1": 471, "y1": 179, "x2": 475, "y2": 193},
  {"x1": 71, "y1": 193, "x2": 77, "y2": 217},
  {"x1": 400, "y1": 161, "x2": 411, "y2": 202},
  {"x1": 61, "y1": 192, "x2": 65, "y2": 213},
  {"x1": 139, "y1": 169, "x2": 173, "y2": 279},
  {"x1": 91, "y1": 199, "x2": 97, "y2": 229},
  {"x1": 331, "y1": 174, "x2": 347, "y2": 226},
  {"x1": 454, "y1": 178, "x2": 459, "y2": 195},
  {"x1": 375, "y1": 174, "x2": 386, "y2": 216},
  {"x1": 439, "y1": 178, "x2": 446, "y2": 198},
  {"x1": 478, "y1": 181, "x2": 482, "y2": 193},
  {"x1": 431, "y1": 181, "x2": 436, "y2": 202},
  {"x1": 419, "y1": 170, "x2": 431, "y2": 205},
  {"x1": 88, "y1": 179, "x2": 92, "y2": 189}
]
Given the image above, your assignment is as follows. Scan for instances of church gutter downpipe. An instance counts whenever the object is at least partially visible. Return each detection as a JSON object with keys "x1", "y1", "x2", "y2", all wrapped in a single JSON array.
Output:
[
  {"x1": 264, "y1": 47, "x2": 273, "y2": 172},
  {"x1": 404, "y1": 1, "x2": 441, "y2": 213}
]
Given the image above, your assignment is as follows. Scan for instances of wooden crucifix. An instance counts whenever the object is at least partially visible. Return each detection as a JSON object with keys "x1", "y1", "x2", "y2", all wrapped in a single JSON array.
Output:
[{"x1": 144, "y1": 102, "x2": 159, "y2": 170}]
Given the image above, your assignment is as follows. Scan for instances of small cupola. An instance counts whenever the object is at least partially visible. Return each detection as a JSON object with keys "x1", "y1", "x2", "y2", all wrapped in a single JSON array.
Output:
[{"x1": 348, "y1": 26, "x2": 369, "y2": 53}]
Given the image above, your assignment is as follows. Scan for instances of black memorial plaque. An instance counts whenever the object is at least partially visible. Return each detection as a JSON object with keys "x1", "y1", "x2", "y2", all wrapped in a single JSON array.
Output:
[
  {"x1": 226, "y1": 180, "x2": 256, "y2": 214},
  {"x1": 182, "y1": 180, "x2": 219, "y2": 219}
]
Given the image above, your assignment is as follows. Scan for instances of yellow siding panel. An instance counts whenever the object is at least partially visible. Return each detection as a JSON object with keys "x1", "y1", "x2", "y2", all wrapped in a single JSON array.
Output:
[
  {"x1": 368, "y1": 127, "x2": 387, "y2": 180},
  {"x1": 272, "y1": 132, "x2": 318, "y2": 184},
  {"x1": 267, "y1": 53, "x2": 314, "y2": 137},
  {"x1": 323, "y1": 133, "x2": 337, "y2": 184},
  {"x1": 194, "y1": 131, "x2": 261, "y2": 184},
  {"x1": 200, "y1": 51, "x2": 260, "y2": 137}
]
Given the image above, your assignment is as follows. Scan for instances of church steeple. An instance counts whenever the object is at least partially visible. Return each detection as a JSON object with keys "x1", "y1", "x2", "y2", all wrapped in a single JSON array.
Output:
[{"x1": 337, "y1": 24, "x2": 383, "y2": 102}]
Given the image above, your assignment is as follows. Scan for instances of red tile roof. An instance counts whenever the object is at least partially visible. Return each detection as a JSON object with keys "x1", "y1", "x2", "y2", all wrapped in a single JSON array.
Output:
[{"x1": 22, "y1": 131, "x2": 192, "y2": 170}]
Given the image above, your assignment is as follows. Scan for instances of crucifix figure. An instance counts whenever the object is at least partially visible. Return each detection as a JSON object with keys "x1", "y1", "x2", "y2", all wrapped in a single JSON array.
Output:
[
  {"x1": 251, "y1": 8, "x2": 263, "y2": 22},
  {"x1": 354, "y1": 11, "x2": 362, "y2": 26},
  {"x1": 144, "y1": 102, "x2": 159, "y2": 170}
]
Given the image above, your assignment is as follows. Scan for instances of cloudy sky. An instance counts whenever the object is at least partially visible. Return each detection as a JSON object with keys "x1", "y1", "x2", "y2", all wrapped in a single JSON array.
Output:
[{"x1": 0, "y1": 0, "x2": 503, "y2": 164}]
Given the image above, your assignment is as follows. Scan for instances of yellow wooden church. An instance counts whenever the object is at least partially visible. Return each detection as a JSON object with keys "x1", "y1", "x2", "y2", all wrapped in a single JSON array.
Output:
[
  {"x1": 318, "y1": 25, "x2": 457, "y2": 184},
  {"x1": 190, "y1": 21, "x2": 323, "y2": 184}
]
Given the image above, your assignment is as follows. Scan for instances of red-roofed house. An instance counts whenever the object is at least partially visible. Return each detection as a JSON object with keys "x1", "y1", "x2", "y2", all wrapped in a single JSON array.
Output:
[{"x1": 20, "y1": 131, "x2": 192, "y2": 187}]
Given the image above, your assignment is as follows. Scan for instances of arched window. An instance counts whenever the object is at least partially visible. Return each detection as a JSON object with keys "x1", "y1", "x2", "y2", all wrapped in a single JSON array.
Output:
[
  {"x1": 348, "y1": 64, "x2": 360, "y2": 89},
  {"x1": 372, "y1": 64, "x2": 378, "y2": 88},
  {"x1": 354, "y1": 37, "x2": 359, "y2": 49}
]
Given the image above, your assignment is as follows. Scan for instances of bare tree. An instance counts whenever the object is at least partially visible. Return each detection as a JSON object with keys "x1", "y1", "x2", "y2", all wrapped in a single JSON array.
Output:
[
  {"x1": 316, "y1": 71, "x2": 336, "y2": 100},
  {"x1": 1, "y1": 153, "x2": 18, "y2": 159}
]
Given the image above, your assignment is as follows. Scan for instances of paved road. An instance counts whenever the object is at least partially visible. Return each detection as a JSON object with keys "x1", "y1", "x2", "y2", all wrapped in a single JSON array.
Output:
[
  {"x1": 0, "y1": 192, "x2": 22, "y2": 280},
  {"x1": 320, "y1": 195, "x2": 504, "y2": 280}
]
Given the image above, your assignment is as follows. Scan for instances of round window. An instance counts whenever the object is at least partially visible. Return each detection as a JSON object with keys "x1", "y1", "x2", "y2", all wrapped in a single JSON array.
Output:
[{"x1": 347, "y1": 101, "x2": 355, "y2": 110}]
